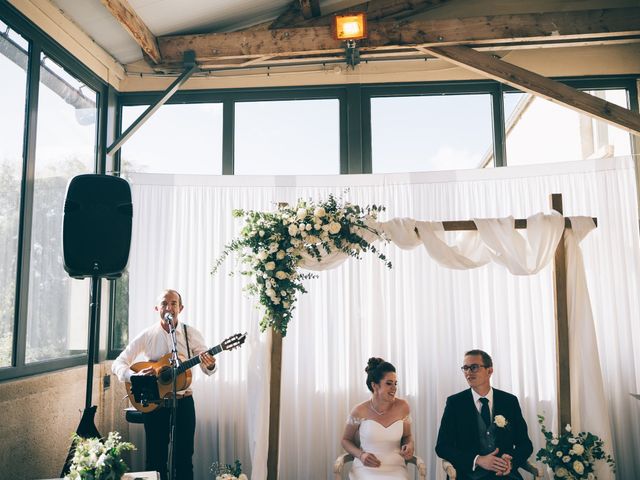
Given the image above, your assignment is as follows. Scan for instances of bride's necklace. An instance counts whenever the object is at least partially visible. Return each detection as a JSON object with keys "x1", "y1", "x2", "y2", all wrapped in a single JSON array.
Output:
[{"x1": 369, "y1": 398, "x2": 392, "y2": 416}]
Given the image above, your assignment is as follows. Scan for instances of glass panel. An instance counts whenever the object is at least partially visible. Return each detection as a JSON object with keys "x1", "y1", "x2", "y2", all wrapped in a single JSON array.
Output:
[
  {"x1": 111, "y1": 272, "x2": 129, "y2": 351},
  {"x1": 235, "y1": 99, "x2": 340, "y2": 175},
  {"x1": 121, "y1": 103, "x2": 223, "y2": 174},
  {"x1": 505, "y1": 89, "x2": 632, "y2": 165},
  {"x1": 0, "y1": 21, "x2": 28, "y2": 367},
  {"x1": 25, "y1": 54, "x2": 97, "y2": 363},
  {"x1": 371, "y1": 94, "x2": 493, "y2": 173}
]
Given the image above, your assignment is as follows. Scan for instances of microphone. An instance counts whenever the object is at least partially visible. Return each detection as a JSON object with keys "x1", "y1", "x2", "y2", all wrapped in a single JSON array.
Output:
[{"x1": 163, "y1": 312, "x2": 174, "y2": 323}]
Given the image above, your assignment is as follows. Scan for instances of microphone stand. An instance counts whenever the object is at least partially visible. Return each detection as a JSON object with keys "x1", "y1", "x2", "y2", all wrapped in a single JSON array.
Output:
[{"x1": 166, "y1": 317, "x2": 179, "y2": 480}]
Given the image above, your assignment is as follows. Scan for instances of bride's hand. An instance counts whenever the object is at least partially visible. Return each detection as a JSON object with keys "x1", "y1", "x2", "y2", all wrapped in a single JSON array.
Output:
[
  {"x1": 360, "y1": 452, "x2": 381, "y2": 468},
  {"x1": 400, "y1": 442, "x2": 414, "y2": 460}
]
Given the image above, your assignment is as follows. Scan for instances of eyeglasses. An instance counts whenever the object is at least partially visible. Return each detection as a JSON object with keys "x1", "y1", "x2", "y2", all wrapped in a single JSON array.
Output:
[{"x1": 460, "y1": 364, "x2": 487, "y2": 373}]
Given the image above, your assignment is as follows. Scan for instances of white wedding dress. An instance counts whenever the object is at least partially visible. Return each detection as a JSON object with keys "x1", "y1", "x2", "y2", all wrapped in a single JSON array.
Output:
[{"x1": 348, "y1": 419, "x2": 409, "y2": 480}]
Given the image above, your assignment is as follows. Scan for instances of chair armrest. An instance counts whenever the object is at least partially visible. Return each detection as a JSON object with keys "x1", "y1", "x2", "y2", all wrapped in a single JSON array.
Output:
[
  {"x1": 520, "y1": 461, "x2": 543, "y2": 479},
  {"x1": 334, "y1": 453, "x2": 354, "y2": 474},
  {"x1": 442, "y1": 459, "x2": 457, "y2": 479},
  {"x1": 410, "y1": 455, "x2": 427, "y2": 478}
]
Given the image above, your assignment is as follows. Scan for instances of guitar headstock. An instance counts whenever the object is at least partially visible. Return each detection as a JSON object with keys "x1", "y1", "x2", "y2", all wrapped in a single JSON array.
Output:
[{"x1": 221, "y1": 332, "x2": 247, "y2": 351}]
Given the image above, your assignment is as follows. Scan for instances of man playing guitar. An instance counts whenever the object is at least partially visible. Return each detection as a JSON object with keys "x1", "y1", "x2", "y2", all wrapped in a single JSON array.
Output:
[{"x1": 112, "y1": 289, "x2": 217, "y2": 480}]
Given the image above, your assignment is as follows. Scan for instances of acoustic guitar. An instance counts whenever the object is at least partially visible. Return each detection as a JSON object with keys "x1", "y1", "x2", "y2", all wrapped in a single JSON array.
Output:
[{"x1": 126, "y1": 332, "x2": 247, "y2": 412}]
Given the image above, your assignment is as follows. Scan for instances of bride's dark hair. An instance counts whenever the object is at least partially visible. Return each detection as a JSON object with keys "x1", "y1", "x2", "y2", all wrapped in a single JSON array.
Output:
[{"x1": 365, "y1": 357, "x2": 396, "y2": 392}]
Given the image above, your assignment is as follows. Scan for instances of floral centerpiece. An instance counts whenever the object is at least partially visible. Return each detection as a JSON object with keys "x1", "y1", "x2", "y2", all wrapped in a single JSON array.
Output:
[
  {"x1": 210, "y1": 460, "x2": 247, "y2": 480},
  {"x1": 65, "y1": 431, "x2": 135, "y2": 480},
  {"x1": 213, "y1": 193, "x2": 390, "y2": 336},
  {"x1": 536, "y1": 415, "x2": 615, "y2": 480}
]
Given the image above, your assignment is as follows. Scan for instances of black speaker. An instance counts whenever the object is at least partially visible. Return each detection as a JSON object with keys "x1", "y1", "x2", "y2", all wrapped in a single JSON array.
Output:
[{"x1": 63, "y1": 174, "x2": 132, "y2": 279}]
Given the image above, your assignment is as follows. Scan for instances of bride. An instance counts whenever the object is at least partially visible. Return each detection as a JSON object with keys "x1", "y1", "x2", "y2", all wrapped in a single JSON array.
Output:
[{"x1": 341, "y1": 357, "x2": 414, "y2": 480}]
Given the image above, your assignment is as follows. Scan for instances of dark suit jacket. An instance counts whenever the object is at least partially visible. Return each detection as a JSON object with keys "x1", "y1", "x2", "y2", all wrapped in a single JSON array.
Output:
[{"x1": 435, "y1": 388, "x2": 533, "y2": 480}]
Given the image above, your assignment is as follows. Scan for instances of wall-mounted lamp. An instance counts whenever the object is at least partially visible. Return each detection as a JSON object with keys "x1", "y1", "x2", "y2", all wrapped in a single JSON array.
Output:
[{"x1": 332, "y1": 12, "x2": 367, "y2": 67}]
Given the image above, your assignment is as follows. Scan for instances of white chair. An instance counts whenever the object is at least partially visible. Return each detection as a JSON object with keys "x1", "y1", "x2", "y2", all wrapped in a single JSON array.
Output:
[
  {"x1": 442, "y1": 459, "x2": 543, "y2": 479},
  {"x1": 334, "y1": 453, "x2": 427, "y2": 480}
]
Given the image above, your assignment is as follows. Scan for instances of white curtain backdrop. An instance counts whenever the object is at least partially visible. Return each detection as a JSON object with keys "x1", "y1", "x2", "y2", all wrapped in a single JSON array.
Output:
[{"x1": 126, "y1": 156, "x2": 640, "y2": 480}]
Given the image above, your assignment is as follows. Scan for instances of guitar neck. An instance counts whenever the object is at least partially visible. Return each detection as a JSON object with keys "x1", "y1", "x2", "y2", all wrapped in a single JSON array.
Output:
[{"x1": 177, "y1": 344, "x2": 223, "y2": 374}]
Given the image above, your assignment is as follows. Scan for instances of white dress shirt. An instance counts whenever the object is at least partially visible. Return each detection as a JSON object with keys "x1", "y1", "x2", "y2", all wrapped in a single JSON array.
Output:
[{"x1": 112, "y1": 321, "x2": 216, "y2": 391}]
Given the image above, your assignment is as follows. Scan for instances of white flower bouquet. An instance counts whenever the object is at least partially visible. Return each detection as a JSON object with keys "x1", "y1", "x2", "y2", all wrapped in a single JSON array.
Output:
[
  {"x1": 65, "y1": 431, "x2": 135, "y2": 480},
  {"x1": 536, "y1": 415, "x2": 615, "y2": 479},
  {"x1": 210, "y1": 460, "x2": 247, "y2": 480},
  {"x1": 213, "y1": 193, "x2": 390, "y2": 335}
]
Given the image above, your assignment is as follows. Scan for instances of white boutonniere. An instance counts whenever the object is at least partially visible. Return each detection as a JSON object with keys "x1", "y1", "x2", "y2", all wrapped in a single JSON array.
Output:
[{"x1": 494, "y1": 415, "x2": 508, "y2": 428}]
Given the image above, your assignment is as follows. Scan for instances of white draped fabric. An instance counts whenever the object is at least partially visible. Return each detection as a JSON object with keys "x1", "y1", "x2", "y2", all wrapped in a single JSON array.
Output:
[{"x1": 126, "y1": 156, "x2": 640, "y2": 479}]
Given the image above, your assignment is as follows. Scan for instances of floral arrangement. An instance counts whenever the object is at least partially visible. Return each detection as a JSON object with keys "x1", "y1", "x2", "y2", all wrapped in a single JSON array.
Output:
[
  {"x1": 213, "y1": 193, "x2": 391, "y2": 336},
  {"x1": 65, "y1": 431, "x2": 135, "y2": 480},
  {"x1": 536, "y1": 415, "x2": 615, "y2": 479},
  {"x1": 210, "y1": 460, "x2": 247, "y2": 480}
]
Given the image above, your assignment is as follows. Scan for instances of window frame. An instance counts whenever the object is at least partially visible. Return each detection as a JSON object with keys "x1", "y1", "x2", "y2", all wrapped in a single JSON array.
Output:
[{"x1": 0, "y1": 3, "x2": 108, "y2": 382}]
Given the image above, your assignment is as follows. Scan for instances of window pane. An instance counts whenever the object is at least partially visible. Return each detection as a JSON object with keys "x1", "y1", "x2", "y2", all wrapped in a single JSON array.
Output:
[
  {"x1": 505, "y1": 89, "x2": 631, "y2": 165},
  {"x1": 235, "y1": 99, "x2": 340, "y2": 175},
  {"x1": 0, "y1": 22, "x2": 28, "y2": 367},
  {"x1": 121, "y1": 103, "x2": 223, "y2": 174},
  {"x1": 111, "y1": 271, "x2": 129, "y2": 350},
  {"x1": 371, "y1": 94, "x2": 493, "y2": 173},
  {"x1": 25, "y1": 54, "x2": 97, "y2": 363}
]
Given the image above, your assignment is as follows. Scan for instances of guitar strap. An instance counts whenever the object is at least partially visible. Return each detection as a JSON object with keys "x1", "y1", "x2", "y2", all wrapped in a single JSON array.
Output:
[{"x1": 183, "y1": 324, "x2": 191, "y2": 358}]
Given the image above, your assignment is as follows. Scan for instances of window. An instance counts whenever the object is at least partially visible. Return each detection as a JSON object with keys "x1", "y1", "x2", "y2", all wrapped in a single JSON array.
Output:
[
  {"x1": 234, "y1": 99, "x2": 340, "y2": 175},
  {"x1": 504, "y1": 89, "x2": 632, "y2": 165},
  {"x1": 121, "y1": 103, "x2": 223, "y2": 174},
  {"x1": 0, "y1": 21, "x2": 28, "y2": 367},
  {"x1": 24, "y1": 54, "x2": 97, "y2": 362},
  {"x1": 371, "y1": 94, "x2": 494, "y2": 173}
]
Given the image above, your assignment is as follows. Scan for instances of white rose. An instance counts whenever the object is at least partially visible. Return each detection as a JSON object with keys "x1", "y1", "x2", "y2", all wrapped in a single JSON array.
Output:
[
  {"x1": 276, "y1": 250, "x2": 286, "y2": 259},
  {"x1": 265, "y1": 261, "x2": 276, "y2": 271},
  {"x1": 288, "y1": 224, "x2": 298, "y2": 236},
  {"x1": 556, "y1": 451, "x2": 563, "y2": 458},
  {"x1": 329, "y1": 222, "x2": 342, "y2": 234},
  {"x1": 300, "y1": 231, "x2": 307, "y2": 238},
  {"x1": 275, "y1": 271, "x2": 288, "y2": 280},
  {"x1": 314, "y1": 223, "x2": 321, "y2": 230},
  {"x1": 259, "y1": 230, "x2": 265, "y2": 237},
  {"x1": 588, "y1": 473, "x2": 595, "y2": 480},
  {"x1": 573, "y1": 460, "x2": 584, "y2": 474},
  {"x1": 554, "y1": 467, "x2": 568, "y2": 478},
  {"x1": 568, "y1": 437, "x2": 577, "y2": 444},
  {"x1": 314, "y1": 206, "x2": 326, "y2": 217},
  {"x1": 493, "y1": 415, "x2": 507, "y2": 428},
  {"x1": 551, "y1": 438, "x2": 559, "y2": 445},
  {"x1": 296, "y1": 207, "x2": 307, "y2": 219},
  {"x1": 305, "y1": 223, "x2": 312, "y2": 231},
  {"x1": 306, "y1": 235, "x2": 319, "y2": 244},
  {"x1": 571, "y1": 444, "x2": 584, "y2": 455},
  {"x1": 562, "y1": 455, "x2": 571, "y2": 463},
  {"x1": 265, "y1": 288, "x2": 276, "y2": 297},
  {"x1": 257, "y1": 250, "x2": 268, "y2": 261}
]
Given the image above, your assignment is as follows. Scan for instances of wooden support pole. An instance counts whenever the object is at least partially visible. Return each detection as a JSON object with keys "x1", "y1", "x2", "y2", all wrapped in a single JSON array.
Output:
[
  {"x1": 551, "y1": 193, "x2": 572, "y2": 430},
  {"x1": 267, "y1": 328, "x2": 283, "y2": 480}
]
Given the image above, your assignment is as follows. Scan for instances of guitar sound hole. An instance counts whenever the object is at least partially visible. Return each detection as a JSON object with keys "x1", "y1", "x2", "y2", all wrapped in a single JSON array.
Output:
[{"x1": 157, "y1": 366, "x2": 173, "y2": 385}]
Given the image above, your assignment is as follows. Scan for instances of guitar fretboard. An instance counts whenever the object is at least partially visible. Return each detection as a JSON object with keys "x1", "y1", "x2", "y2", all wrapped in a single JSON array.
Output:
[{"x1": 177, "y1": 344, "x2": 223, "y2": 374}]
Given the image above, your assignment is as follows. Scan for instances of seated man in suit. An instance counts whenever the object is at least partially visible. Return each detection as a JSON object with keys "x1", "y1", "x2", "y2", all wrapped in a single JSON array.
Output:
[{"x1": 435, "y1": 349, "x2": 533, "y2": 479}]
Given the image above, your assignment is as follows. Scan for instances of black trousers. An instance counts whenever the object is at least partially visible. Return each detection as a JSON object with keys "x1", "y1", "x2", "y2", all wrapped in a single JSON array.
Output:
[{"x1": 143, "y1": 396, "x2": 196, "y2": 480}]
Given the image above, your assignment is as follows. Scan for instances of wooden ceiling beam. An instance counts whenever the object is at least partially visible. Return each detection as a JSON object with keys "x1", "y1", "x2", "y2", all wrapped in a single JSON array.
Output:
[
  {"x1": 158, "y1": 8, "x2": 640, "y2": 63},
  {"x1": 418, "y1": 44, "x2": 640, "y2": 136},
  {"x1": 100, "y1": 0, "x2": 161, "y2": 64},
  {"x1": 273, "y1": 0, "x2": 447, "y2": 29}
]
